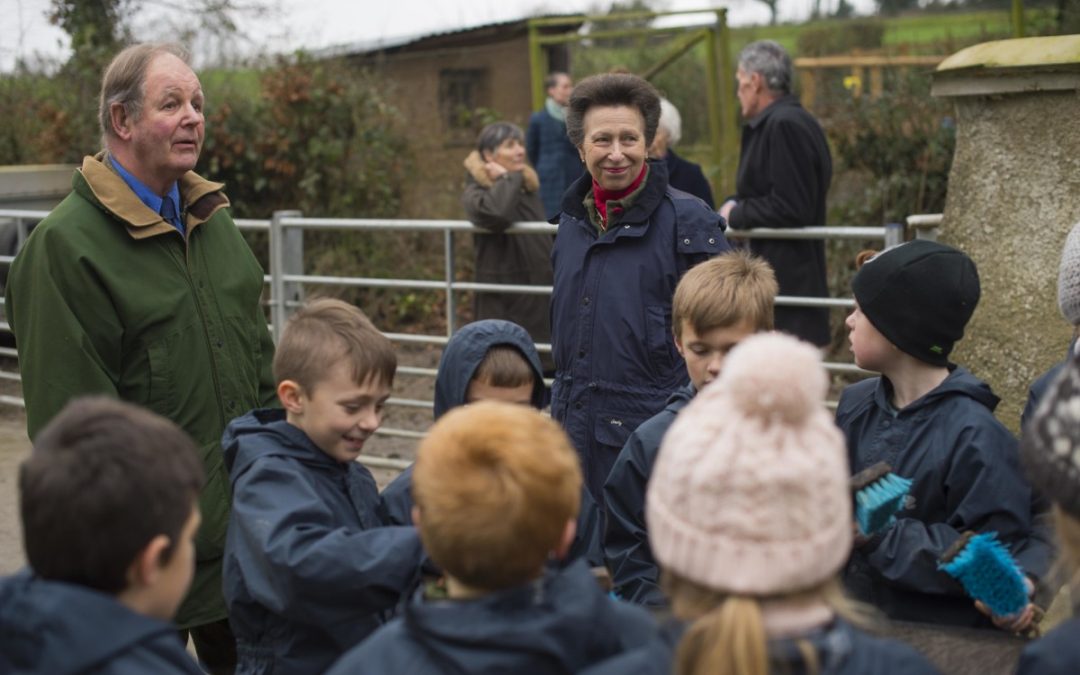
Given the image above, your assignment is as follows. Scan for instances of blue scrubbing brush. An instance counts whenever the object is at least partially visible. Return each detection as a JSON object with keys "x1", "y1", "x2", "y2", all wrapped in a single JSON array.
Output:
[
  {"x1": 938, "y1": 531, "x2": 1028, "y2": 618},
  {"x1": 851, "y1": 462, "x2": 913, "y2": 537}
]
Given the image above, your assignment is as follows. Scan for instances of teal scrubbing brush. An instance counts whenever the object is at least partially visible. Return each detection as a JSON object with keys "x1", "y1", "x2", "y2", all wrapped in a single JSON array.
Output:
[
  {"x1": 851, "y1": 462, "x2": 913, "y2": 537},
  {"x1": 938, "y1": 531, "x2": 1028, "y2": 618}
]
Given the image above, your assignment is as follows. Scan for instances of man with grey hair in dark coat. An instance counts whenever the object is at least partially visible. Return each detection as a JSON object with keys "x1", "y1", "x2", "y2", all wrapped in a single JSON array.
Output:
[{"x1": 719, "y1": 40, "x2": 832, "y2": 347}]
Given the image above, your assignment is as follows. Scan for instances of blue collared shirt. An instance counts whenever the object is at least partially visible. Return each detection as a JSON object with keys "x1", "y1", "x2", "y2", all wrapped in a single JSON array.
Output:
[{"x1": 110, "y1": 159, "x2": 184, "y2": 235}]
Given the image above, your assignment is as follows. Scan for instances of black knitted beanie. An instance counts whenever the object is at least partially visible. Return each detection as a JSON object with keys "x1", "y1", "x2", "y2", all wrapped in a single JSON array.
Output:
[{"x1": 851, "y1": 240, "x2": 980, "y2": 367}]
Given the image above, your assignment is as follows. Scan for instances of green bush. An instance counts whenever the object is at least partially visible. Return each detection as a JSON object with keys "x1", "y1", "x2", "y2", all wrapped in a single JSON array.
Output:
[{"x1": 796, "y1": 19, "x2": 886, "y2": 56}]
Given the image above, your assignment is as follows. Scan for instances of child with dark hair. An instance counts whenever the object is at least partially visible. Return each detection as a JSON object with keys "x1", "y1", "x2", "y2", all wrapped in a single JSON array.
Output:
[
  {"x1": 603, "y1": 250, "x2": 777, "y2": 606},
  {"x1": 838, "y1": 240, "x2": 1041, "y2": 628},
  {"x1": 380, "y1": 318, "x2": 604, "y2": 566},
  {"x1": 221, "y1": 298, "x2": 424, "y2": 675},
  {"x1": 328, "y1": 402, "x2": 657, "y2": 674},
  {"x1": 0, "y1": 397, "x2": 205, "y2": 674}
]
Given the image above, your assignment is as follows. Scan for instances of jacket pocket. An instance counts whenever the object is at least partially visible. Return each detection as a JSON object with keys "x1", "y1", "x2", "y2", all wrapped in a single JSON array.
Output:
[
  {"x1": 147, "y1": 339, "x2": 177, "y2": 418},
  {"x1": 644, "y1": 305, "x2": 676, "y2": 374},
  {"x1": 594, "y1": 410, "x2": 639, "y2": 451}
]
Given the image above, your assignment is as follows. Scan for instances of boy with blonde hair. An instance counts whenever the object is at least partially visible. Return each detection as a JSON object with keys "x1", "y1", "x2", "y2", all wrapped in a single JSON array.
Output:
[
  {"x1": 603, "y1": 249, "x2": 778, "y2": 606},
  {"x1": 328, "y1": 402, "x2": 657, "y2": 673},
  {"x1": 221, "y1": 298, "x2": 424, "y2": 675},
  {"x1": 0, "y1": 397, "x2": 205, "y2": 674}
]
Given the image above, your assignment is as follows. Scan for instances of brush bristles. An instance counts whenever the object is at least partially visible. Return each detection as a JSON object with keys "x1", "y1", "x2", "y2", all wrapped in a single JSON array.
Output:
[
  {"x1": 938, "y1": 532, "x2": 1028, "y2": 617},
  {"x1": 855, "y1": 472, "x2": 913, "y2": 536}
]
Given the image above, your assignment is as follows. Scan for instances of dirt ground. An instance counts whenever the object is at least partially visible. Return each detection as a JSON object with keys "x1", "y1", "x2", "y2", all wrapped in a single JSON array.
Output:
[{"x1": 0, "y1": 408, "x2": 29, "y2": 574}]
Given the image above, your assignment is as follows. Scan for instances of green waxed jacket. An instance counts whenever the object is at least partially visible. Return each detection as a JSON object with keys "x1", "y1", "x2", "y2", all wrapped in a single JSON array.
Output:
[{"x1": 5, "y1": 153, "x2": 278, "y2": 628}]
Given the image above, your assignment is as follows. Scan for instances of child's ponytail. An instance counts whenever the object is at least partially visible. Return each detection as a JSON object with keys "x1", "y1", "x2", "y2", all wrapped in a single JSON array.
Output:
[{"x1": 674, "y1": 595, "x2": 768, "y2": 675}]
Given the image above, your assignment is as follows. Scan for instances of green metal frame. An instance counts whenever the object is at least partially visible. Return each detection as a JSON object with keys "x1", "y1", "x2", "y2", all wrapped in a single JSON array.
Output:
[{"x1": 528, "y1": 9, "x2": 738, "y2": 197}]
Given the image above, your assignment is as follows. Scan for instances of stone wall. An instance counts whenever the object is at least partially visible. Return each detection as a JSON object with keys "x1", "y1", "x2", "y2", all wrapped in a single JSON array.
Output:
[{"x1": 934, "y1": 37, "x2": 1080, "y2": 432}]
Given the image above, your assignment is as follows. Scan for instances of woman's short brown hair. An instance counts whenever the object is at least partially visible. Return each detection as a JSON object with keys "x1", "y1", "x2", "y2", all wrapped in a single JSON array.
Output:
[{"x1": 565, "y1": 73, "x2": 662, "y2": 148}]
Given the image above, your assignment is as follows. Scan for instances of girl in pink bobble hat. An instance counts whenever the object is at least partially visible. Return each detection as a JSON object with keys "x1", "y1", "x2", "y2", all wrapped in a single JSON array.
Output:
[{"x1": 643, "y1": 332, "x2": 940, "y2": 675}]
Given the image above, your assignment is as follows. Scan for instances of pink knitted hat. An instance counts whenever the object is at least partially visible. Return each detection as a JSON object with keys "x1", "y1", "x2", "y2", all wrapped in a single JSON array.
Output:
[{"x1": 646, "y1": 332, "x2": 852, "y2": 595}]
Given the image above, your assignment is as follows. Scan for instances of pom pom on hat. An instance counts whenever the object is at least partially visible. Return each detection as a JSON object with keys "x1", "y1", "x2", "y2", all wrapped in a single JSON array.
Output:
[
  {"x1": 646, "y1": 333, "x2": 851, "y2": 596},
  {"x1": 723, "y1": 332, "x2": 829, "y2": 425}
]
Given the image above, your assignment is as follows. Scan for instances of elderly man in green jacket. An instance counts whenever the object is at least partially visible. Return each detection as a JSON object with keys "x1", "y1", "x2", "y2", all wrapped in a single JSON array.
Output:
[{"x1": 5, "y1": 42, "x2": 277, "y2": 673}]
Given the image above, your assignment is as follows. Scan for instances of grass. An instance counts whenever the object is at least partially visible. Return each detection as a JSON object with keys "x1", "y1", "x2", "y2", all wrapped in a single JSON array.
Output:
[{"x1": 728, "y1": 8, "x2": 1058, "y2": 56}]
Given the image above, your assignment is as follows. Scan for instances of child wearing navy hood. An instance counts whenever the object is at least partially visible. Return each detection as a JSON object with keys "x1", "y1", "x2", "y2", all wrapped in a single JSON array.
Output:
[
  {"x1": 379, "y1": 318, "x2": 604, "y2": 566},
  {"x1": 837, "y1": 240, "x2": 1041, "y2": 629},
  {"x1": 0, "y1": 397, "x2": 205, "y2": 675},
  {"x1": 221, "y1": 298, "x2": 424, "y2": 675},
  {"x1": 327, "y1": 401, "x2": 658, "y2": 674},
  {"x1": 603, "y1": 250, "x2": 777, "y2": 606}
]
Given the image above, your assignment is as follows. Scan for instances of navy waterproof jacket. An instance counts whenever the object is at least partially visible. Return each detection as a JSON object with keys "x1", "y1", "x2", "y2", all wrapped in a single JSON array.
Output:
[
  {"x1": 0, "y1": 570, "x2": 203, "y2": 675},
  {"x1": 603, "y1": 384, "x2": 695, "y2": 606},
  {"x1": 221, "y1": 409, "x2": 425, "y2": 675},
  {"x1": 324, "y1": 559, "x2": 658, "y2": 675},
  {"x1": 526, "y1": 108, "x2": 583, "y2": 220},
  {"x1": 378, "y1": 319, "x2": 605, "y2": 567},
  {"x1": 578, "y1": 618, "x2": 940, "y2": 675},
  {"x1": 550, "y1": 160, "x2": 729, "y2": 501},
  {"x1": 1014, "y1": 616, "x2": 1080, "y2": 674},
  {"x1": 836, "y1": 368, "x2": 1039, "y2": 627}
]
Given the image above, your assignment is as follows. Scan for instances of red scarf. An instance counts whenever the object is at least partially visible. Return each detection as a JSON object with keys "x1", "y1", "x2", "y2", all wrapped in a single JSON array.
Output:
[{"x1": 591, "y1": 164, "x2": 648, "y2": 230}]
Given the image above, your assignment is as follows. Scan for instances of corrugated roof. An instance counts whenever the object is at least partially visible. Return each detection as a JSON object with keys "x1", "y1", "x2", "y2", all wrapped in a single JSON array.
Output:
[{"x1": 313, "y1": 16, "x2": 538, "y2": 59}]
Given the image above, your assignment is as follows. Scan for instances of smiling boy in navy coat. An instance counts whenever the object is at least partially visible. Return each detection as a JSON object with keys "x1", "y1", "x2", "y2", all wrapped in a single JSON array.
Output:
[{"x1": 221, "y1": 299, "x2": 424, "y2": 675}]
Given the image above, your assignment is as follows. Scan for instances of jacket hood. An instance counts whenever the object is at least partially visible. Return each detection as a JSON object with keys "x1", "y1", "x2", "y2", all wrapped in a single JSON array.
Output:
[
  {"x1": 876, "y1": 366, "x2": 1000, "y2": 414},
  {"x1": 665, "y1": 383, "x2": 696, "y2": 411},
  {"x1": 463, "y1": 151, "x2": 540, "y2": 193},
  {"x1": 222, "y1": 408, "x2": 339, "y2": 479},
  {"x1": 433, "y1": 320, "x2": 546, "y2": 420},
  {"x1": 0, "y1": 571, "x2": 177, "y2": 674},
  {"x1": 402, "y1": 561, "x2": 630, "y2": 673}
]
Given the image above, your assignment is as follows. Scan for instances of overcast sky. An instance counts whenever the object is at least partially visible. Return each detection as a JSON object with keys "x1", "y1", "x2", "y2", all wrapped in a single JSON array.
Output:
[{"x1": 0, "y1": 0, "x2": 875, "y2": 71}]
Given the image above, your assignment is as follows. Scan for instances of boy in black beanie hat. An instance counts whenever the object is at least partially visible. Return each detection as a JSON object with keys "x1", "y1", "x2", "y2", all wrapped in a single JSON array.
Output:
[{"x1": 836, "y1": 240, "x2": 1041, "y2": 630}]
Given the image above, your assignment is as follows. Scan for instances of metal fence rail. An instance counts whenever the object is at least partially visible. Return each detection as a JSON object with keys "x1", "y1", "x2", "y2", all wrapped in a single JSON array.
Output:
[{"x1": 0, "y1": 208, "x2": 938, "y2": 466}]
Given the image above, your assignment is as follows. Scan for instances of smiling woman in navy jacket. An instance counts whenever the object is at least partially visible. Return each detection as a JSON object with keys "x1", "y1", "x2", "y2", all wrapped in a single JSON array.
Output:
[{"x1": 549, "y1": 73, "x2": 730, "y2": 501}]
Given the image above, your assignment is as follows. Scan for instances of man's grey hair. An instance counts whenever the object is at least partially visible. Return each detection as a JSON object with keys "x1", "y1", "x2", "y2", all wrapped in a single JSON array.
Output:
[
  {"x1": 738, "y1": 40, "x2": 793, "y2": 96},
  {"x1": 657, "y1": 98, "x2": 682, "y2": 147},
  {"x1": 99, "y1": 42, "x2": 192, "y2": 148}
]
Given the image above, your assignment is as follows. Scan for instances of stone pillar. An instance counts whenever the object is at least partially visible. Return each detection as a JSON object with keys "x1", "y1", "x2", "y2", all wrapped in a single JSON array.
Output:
[{"x1": 932, "y1": 36, "x2": 1080, "y2": 432}]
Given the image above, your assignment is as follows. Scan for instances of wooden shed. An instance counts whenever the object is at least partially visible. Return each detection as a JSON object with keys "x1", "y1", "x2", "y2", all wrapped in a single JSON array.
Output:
[{"x1": 333, "y1": 18, "x2": 577, "y2": 219}]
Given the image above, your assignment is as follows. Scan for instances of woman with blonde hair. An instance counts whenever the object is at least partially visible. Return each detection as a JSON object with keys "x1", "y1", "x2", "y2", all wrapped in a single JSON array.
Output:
[{"x1": 643, "y1": 333, "x2": 939, "y2": 675}]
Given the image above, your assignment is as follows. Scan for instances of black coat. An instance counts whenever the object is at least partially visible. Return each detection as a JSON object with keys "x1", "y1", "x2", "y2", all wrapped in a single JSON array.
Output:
[
  {"x1": 664, "y1": 149, "x2": 715, "y2": 208},
  {"x1": 728, "y1": 95, "x2": 832, "y2": 346}
]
